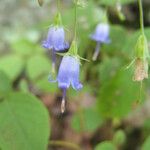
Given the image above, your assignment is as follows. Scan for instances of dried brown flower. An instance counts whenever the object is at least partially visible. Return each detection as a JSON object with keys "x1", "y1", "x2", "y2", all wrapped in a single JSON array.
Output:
[{"x1": 133, "y1": 58, "x2": 148, "y2": 81}]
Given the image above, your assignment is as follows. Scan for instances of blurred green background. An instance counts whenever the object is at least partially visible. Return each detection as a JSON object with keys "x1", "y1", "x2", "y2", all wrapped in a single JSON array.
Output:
[{"x1": 0, "y1": 0, "x2": 150, "y2": 150}]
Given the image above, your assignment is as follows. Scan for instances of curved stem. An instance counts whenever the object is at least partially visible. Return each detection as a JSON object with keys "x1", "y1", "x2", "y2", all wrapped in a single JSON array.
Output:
[
  {"x1": 138, "y1": 0, "x2": 144, "y2": 34},
  {"x1": 52, "y1": 49, "x2": 56, "y2": 73},
  {"x1": 49, "y1": 140, "x2": 82, "y2": 150},
  {"x1": 92, "y1": 42, "x2": 101, "y2": 61}
]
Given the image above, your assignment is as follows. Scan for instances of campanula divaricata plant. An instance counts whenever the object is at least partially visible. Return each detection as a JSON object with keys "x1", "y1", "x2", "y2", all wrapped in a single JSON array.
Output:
[
  {"x1": 1, "y1": 0, "x2": 150, "y2": 149},
  {"x1": 90, "y1": 23, "x2": 110, "y2": 61}
]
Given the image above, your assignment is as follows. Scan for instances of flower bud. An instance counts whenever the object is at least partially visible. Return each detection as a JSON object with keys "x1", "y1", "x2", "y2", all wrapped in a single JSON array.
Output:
[{"x1": 135, "y1": 34, "x2": 149, "y2": 59}]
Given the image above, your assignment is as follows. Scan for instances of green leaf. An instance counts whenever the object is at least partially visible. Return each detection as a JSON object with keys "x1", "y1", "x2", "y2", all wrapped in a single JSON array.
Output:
[
  {"x1": 35, "y1": 77, "x2": 58, "y2": 93},
  {"x1": 0, "y1": 55, "x2": 24, "y2": 81},
  {"x1": 103, "y1": 25, "x2": 128, "y2": 54},
  {"x1": 99, "y1": 57, "x2": 123, "y2": 84},
  {"x1": 11, "y1": 39, "x2": 34, "y2": 56},
  {"x1": 26, "y1": 55, "x2": 51, "y2": 81},
  {"x1": 143, "y1": 118, "x2": 150, "y2": 130},
  {"x1": 0, "y1": 71, "x2": 12, "y2": 98},
  {"x1": 0, "y1": 92, "x2": 50, "y2": 150},
  {"x1": 11, "y1": 39, "x2": 42, "y2": 56},
  {"x1": 113, "y1": 130, "x2": 126, "y2": 146},
  {"x1": 142, "y1": 136, "x2": 150, "y2": 150},
  {"x1": 71, "y1": 107, "x2": 103, "y2": 132},
  {"x1": 97, "y1": 69, "x2": 140, "y2": 118},
  {"x1": 94, "y1": 141, "x2": 116, "y2": 150}
]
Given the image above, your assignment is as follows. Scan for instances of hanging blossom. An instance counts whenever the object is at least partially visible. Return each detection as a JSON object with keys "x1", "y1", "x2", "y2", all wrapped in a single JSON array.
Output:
[
  {"x1": 42, "y1": 27, "x2": 69, "y2": 51},
  {"x1": 90, "y1": 23, "x2": 111, "y2": 61},
  {"x1": 49, "y1": 41, "x2": 83, "y2": 113},
  {"x1": 42, "y1": 13, "x2": 69, "y2": 71}
]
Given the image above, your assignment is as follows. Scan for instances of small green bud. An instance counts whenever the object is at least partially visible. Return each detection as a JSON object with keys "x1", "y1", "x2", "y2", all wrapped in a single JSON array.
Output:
[
  {"x1": 135, "y1": 34, "x2": 149, "y2": 59},
  {"x1": 133, "y1": 34, "x2": 149, "y2": 81},
  {"x1": 38, "y1": 0, "x2": 44, "y2": 6},
  {"x1": 113, "y1": 130, "x2": 126, "y2": 146}
]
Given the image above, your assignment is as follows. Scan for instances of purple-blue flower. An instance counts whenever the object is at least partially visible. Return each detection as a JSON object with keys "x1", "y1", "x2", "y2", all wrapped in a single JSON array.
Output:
[
  {"x1": 57, "y1": 55, "x2": 83, "y2": 91},
  {"x1": 42, "y1": 26, "x2": 69, "y2": 72},
  {"x1": 42, "y1": 26, "x2": 69, "y2": 51},
  {"x1": 49, "y1": 55, "x2": 82, "y2": 113},
  {"x1": 90, "y1": 23, "x2": 110, "y2": 43},
  {"x1": 90, "y1": 23, "x2": 111, "y2": 60}
]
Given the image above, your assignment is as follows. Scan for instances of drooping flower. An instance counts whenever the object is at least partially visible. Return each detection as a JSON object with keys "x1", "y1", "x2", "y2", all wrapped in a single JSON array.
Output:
[
  {"x1": 49, "y1": 41, "x2": 83, "y2": 113},
  {"x1": 57, "y1": 55, "x2": 83, "y2": 90},
  {"x1": 42, "y1": 13, "x2": 69, "y2": 72},
  {"x1": 42, "y1": 26, "x2": 69, "y2": 51},
  {"x1": 57, "y1": 55, "x2": 83, "y2": 112},
  {"x1": 90, "y1": 23, "x2": 110, "y2": 61}
]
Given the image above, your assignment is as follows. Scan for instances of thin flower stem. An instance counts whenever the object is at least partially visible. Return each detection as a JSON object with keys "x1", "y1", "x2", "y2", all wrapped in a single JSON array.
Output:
[
  {"x1": 74, "y1": 0, "x2": 78, "y2": 40},
  {"x1": 61, "y1": 88, "x2": 67, "y2": 113},
  {"x1": 138, "y1": 0, "x2": 144, "y2": 34},
  {"x1": 92, "y1": 42, "x2": 101, "y2": 61},
  {"x1": 49, "y1": 140, "x2": 82, "y2": 150},
  {"x1": 57, "y1": 0, "x2": 60, "y2": 12},
  {"x1": 52, "y1": 49, "x2": 56, "y2": 73}
]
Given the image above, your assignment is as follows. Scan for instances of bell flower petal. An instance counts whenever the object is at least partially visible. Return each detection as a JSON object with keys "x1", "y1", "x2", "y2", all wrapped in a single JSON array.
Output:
[
  {"x1": 42, "y1": 26, "x2": 69, "y2": 51},
  {"x1": 90, "y1": 23, "x2": 110, "y2": 43},
  {"x1": 57, "y1": 55, "x2": 83, "y2": 90}
]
